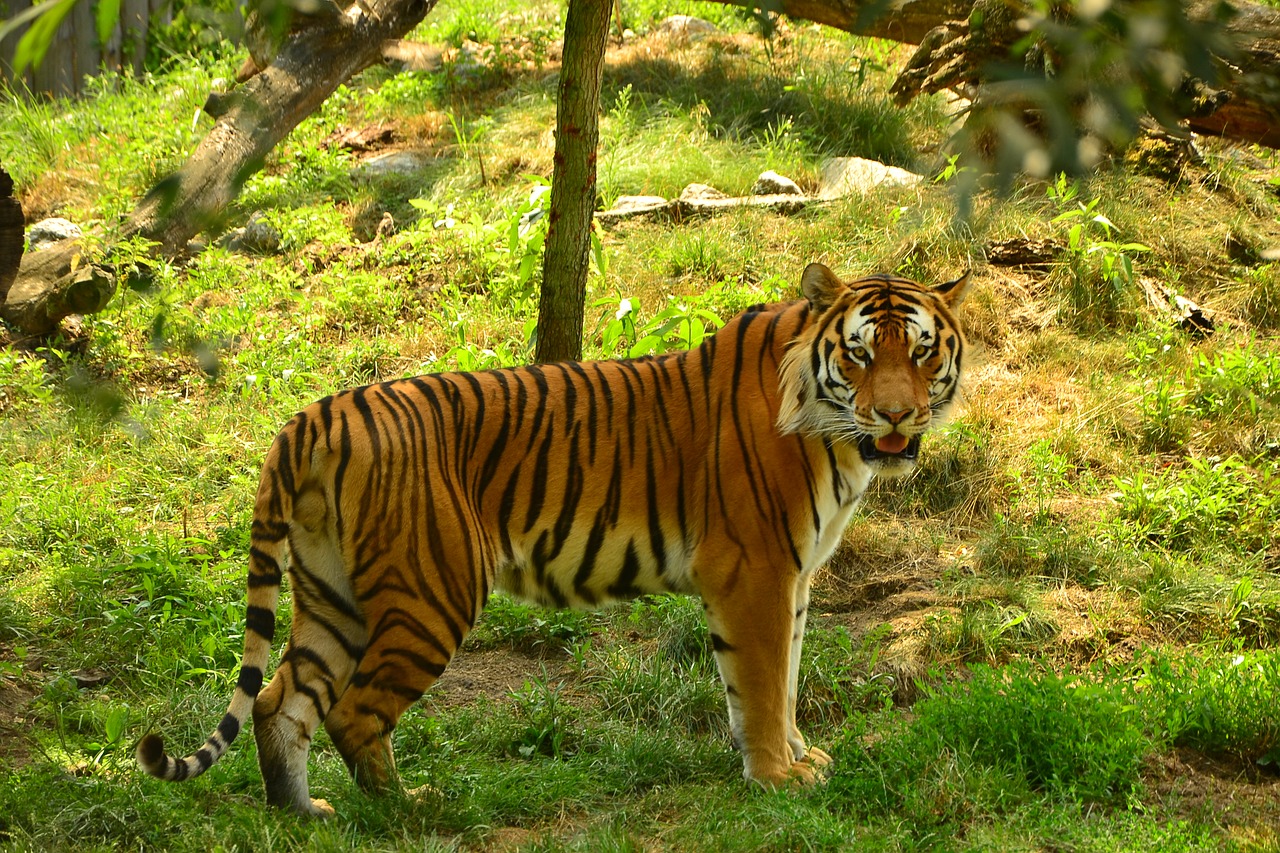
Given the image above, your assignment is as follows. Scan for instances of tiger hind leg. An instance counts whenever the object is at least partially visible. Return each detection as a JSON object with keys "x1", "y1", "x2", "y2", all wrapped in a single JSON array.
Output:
[
  {"x1": 253, "y1": 617, "x2": 361, "y2": 816},
  {"x1": 323, "y1": 595, "x2": 474, "y2": 794},
  {"x1": 253, "y1": 506, "x2": 365, "y2": 816}
]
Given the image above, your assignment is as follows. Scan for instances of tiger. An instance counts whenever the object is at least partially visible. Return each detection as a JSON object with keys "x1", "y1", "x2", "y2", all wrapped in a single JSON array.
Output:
[{"x1": 136, "y1": 262, "x2": 971, "y2": 816}]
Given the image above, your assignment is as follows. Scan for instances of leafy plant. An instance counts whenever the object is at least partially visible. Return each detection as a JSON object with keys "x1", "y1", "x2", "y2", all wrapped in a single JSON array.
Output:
[
  {"x1": 1049, "y1": 175, "x2": 1149, "y2": 327},
  {"x1": 1139, "y1": 650, "x2": 1280, "y2": 768},
  {"x1": 1112, "y1": 456, "x2": 1279, "y2": 555},
  {"x1": 592, "y1": 295, "x2": 723, "y2": 358},
  {"x1": 469, "y1": 595, "x2": 593, "y2": 652},
  {"x1": 912, "y1": 663, "x2": 1147, "y2": 805}
]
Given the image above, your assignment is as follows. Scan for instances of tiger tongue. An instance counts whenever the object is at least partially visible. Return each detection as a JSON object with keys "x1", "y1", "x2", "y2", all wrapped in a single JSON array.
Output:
[{"x1": 875, "y1": 433, "x2": 910, "y2": 455}]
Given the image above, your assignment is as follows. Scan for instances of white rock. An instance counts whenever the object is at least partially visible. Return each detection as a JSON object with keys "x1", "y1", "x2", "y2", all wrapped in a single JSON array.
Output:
[
  {"x1": 678, "y1": 183, "x2": 728, "y2": 201},
  {"x1": 27, "y1": 217, "x2": 82, "y2": 251},
  {"x1": 818, "y1": 157, "x2": 922, "y2": 200},
  {"x1": 751, "y1": 170, "x2": 803, "y2": 196},
  {"x1": 655, "y1": 15, "x2": 719, "y2": 41}
]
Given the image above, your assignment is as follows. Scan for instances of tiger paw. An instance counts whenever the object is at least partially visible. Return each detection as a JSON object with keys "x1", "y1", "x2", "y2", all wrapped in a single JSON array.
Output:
[
  {"x1": 306, "y1": 798, "x2": 336, "y2": 818},
  {"x1": 804, "y1": 746, "x2": 833, "y2": 768},
  {"x1": 406, "y1": 783, "x2": 443, "y2": 802}
]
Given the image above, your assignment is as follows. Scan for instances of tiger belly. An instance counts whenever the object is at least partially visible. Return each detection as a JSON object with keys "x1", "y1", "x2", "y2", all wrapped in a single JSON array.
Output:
[{"x1": 493, "y1": 529, "x2": 696, "y2": 609}]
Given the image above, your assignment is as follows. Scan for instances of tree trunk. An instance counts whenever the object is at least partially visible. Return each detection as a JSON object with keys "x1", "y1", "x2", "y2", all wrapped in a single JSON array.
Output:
[
  {"x1": 1, "y1": 240, "x2": 116, "y2": 336},
  {"x1": 0, "y1": 168, "x2": 24, "y2": 308},
  {"x1": 889, "y1": 0, "x2": 1280, "y2": 149},
  {"x1": 534, "y1": 0, "x2": 612, "y2": 365},
  {"x1": 121, "y1": 0, "x2": 437, "y2": 256}
]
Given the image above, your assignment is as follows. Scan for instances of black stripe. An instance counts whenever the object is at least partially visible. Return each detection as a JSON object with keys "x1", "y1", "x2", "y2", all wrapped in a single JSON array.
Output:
[
  {"x1": 217, "y1": 712, "x2": 240, "y2": 744},
  {"x1": 245, "y1": 605, "x2": 276, "y2": 642},
  {"x1": 237, "y1": 665, "x2": 264, "y2": 697},
  {"x1": 710, "y1": 633, "x2": 735, "y2": 653}
]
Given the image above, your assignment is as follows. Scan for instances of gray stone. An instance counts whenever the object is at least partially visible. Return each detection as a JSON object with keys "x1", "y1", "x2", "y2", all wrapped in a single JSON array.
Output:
[
  {"x1": 597, "y1": 195, "x2": 671, "y2": 223},
  {"x1": 751, "y1": 170, "x2": 803, "y2": 197},
  {"x1": 355, "y1": 150, "x2": 431, "y2": 177},
  {"x1": 655, "y1": 15, "x2": 719, "y2": 41},
  {"x1": 223, "y1": 211, "x2": 282, "y2": 254},
  {"x1": 818, "y1": 157, "x2": 922, "y2": 200},
  {"x1": 678, "y1": 183, "x2": 729, "y2": 202},
  {"x1": 27, "y1": 217, "x2": 82, "y2": 251}
]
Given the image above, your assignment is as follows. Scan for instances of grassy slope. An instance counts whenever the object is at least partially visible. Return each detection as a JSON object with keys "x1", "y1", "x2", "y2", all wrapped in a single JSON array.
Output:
[{"x1": 2, "y1": 0, "x2": 1280, "y2": 850}]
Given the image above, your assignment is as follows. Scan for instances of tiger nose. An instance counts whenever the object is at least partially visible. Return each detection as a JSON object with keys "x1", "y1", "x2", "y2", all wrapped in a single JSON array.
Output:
[{"x1": 876, "y1": 406, "x2": 913, "y2": 425}]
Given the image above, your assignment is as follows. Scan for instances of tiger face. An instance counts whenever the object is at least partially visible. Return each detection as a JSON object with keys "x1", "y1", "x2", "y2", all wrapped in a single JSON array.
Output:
[{"x1": 777, "y1": 262, "x2": 971, "y2": 477}]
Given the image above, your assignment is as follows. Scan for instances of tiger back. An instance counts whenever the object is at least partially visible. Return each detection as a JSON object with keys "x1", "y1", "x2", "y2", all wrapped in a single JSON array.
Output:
[{"x1": 136, "y1": 262, "x2": 971, "y2": 815}]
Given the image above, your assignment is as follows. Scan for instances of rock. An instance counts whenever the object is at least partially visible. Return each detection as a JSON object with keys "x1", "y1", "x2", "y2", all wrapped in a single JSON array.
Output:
[
  {"x1": 751, "y1": 170, "x2": 803, "y2": 196},
  {"x1": 27, "y1": 218, "x2": 82, "y2": 252},
  {"x1": 223, "y1": 211, "x2": 282, "y2": 254},
  {"x1": 818, "y1": 157, "x2": 922, "y2": 200},
  {"x1": 655, "y1": 14, "x2": 718, "y2": 41},
  {"x1": 355, "y1": 150, "x2": 431, "y2": 178},
  {"x1": 597, "y1": 195, "x2": 671, "y2": 223},
  {"x1": 675, "y1": 194, "x2": 806, "y2": 218},
  {"x1": 678, "y1": 183, "x2": 729, "y2": 201}
]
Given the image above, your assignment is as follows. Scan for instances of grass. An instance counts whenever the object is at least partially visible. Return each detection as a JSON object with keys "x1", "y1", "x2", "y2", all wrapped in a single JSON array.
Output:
[{"x1": 3, "y1": 0, "x2": 1280, "y2": 849}]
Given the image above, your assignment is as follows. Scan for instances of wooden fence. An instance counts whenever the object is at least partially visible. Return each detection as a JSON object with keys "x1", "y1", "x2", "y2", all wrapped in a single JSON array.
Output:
[{"x1": 1, "y1": 0, "x2": 169, "y2": 97}]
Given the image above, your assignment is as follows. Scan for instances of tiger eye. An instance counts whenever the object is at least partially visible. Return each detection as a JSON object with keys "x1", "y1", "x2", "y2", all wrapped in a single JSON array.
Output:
[
  {"x1": 912, "y1": 344, "x2": 929, "y2": 359},
  {"x1": 851, "y1": 346, "x2": 869, "y2": 360}
]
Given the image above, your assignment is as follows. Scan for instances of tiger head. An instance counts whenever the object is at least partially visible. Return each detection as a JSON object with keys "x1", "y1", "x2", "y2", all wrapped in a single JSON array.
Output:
[{"x1": 777, "y1": 263, "x2": 971, "y2": 477}]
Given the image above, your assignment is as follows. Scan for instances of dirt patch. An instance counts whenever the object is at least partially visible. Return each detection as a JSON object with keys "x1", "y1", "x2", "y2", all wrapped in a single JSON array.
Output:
[
  {"x1": 1145, "y1": 747, "x2": 1280, "y2": 841},
  {"x1": 0, "y1": 647, "x2": 38, "y2": 769},
  {"x1": 423, "y1": 647, "x2": 578, "y2": 712}
]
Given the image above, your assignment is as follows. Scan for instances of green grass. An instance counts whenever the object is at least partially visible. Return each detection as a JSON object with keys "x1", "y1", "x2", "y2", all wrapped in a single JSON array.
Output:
[{"x1": 3, "y1": 0, "x2": 1280, "y2": 848}]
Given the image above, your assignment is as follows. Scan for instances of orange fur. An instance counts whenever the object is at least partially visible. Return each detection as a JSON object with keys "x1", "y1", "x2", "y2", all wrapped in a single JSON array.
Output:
[{"x1": 137, "y1": 264, "x2": 970, "y2": 814}]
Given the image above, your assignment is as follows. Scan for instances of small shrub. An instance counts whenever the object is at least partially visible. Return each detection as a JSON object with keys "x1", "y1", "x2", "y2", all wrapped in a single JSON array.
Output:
[
  {"x1": 915, "y1": 663, "x2": 1147, "y2": 804},
  {"x1": 468, "y1": 594, "x2": 594, "y2": 653},
  {"x1": 1139, "y1": 650, "x2": 1280, "y2": 768},
  {"x1": 1111, "y1": 456, "x2": 1280, "y2": 556},
  {"x1": 974, "y1": 516, "x2": 1110, "y2": 587}
]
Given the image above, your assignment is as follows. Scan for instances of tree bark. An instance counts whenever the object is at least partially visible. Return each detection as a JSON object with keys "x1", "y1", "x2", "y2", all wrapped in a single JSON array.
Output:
[
  {"x1": 0, "y1": 168, "x2": 24, "y2": 308},
  {"x1": 1, "y1": 240, "x2": 116, "y2": 336},
  {"x1": 889, "y1": 0, "x2": 1280, "y2": 149},
  {"x1": 121, "y1": 0, "x2": 437, "y2": 256},
  {"x1": 534, "y1": 0, "x2": 612, "y2": 365}
]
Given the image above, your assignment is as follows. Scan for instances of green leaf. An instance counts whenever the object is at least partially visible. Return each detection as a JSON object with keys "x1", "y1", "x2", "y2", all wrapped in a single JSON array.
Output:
[
  {"x1": 12, "y1": 0, "x2": 77, "y2": 76},
  {"x1": 95, "y1": 0, "x2": 121, "y2": 47}
]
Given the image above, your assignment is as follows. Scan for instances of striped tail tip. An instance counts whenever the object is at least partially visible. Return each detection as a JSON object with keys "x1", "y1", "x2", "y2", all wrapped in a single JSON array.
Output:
[{"x1": 136, "y1": 733, "x2": 170, "y2": 777}]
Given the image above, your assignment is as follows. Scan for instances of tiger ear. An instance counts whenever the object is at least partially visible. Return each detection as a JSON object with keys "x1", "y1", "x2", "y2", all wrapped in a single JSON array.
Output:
[
  {"x1": 934, "y1": 271, "x2": 972, "y2": 308},
  {"x1": 800, "y1": 263, "x2": 846, "y2": 313}
]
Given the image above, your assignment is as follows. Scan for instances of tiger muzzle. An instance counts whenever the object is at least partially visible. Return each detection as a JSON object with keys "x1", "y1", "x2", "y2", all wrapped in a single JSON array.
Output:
[{"x1": 857, "y1": 435, "x2": 921, "y2": 462}]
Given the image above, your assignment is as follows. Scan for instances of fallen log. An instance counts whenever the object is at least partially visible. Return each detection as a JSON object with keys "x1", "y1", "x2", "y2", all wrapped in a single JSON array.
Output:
[
  {"x1": 121, "y1": 0, "x2": 439, "y2": 257},
  {"x1": 1, "y1": 240, "x2": 117, "y2": 336},
  {"x1": 889, "y1": 0, "x2": 1280, "y2": 154}
]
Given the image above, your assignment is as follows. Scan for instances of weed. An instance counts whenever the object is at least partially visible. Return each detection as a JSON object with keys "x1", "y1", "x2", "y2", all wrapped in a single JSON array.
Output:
[
  {"x1": 797, "y1": 625, "x2": 896, "y2": 725},
  {"x1": 468, "y1": 594, "x2": 594, "y2": 653},
  {"x1": 510, "y1": 674, "x2": 578, "y2": 759},
  {"x1": 1140, "y1": 649, "x2": 1280, "y2": 768},
  {"x1": 973, "y1": 515, "x2": 1111, "y2": 587},
  {"x1": 1112, "y1": 456, "x2": 1280, "y2": 556},
  {"x1": 592, "y1": 293, "x2": 724, "y2": 358},
  {"x1": 1048, "y1": 175, "x2": 1149, "y2": 328},
  {"x1": 916, "y1": 663, "x2": 1146, "y2": 804}
]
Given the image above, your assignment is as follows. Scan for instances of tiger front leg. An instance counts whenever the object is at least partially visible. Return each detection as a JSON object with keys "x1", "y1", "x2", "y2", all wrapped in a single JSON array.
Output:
[
  {"x1": 785, "y1": 570, "x2": 831, "y2": 771},
  {"x1": 701, "y1": 563, "x2": 825, "y2": 788}
]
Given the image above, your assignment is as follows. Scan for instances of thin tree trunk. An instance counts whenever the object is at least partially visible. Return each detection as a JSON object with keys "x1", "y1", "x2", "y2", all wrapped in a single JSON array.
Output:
[
  {"x1": 121, "y1": 0, "x2": 437, "y2": 256},
  {"x1": 534, "y1": 0, "x2": 612, "y2": 365}
]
